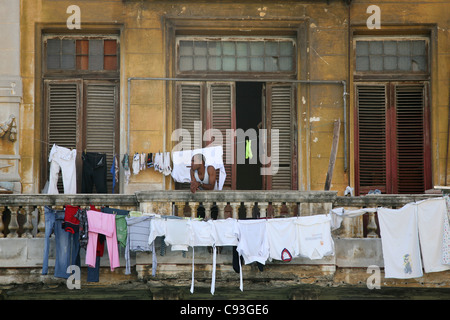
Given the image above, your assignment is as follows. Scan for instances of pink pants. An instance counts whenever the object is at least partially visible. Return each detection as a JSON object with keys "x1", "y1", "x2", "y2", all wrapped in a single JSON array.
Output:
[{"x1": 86, "y1": 210, "x2": 120, "y2": 271}]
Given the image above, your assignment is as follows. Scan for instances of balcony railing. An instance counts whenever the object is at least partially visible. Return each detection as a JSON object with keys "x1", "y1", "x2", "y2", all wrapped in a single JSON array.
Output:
[{"x1": 0, "y1": 191, "x2": 441, "y2": 239}]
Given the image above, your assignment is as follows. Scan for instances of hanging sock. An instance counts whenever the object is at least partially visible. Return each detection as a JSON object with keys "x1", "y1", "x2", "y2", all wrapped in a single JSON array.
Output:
[{"x1": 245, "y1": 139, "x2": 253, "y2": 160}]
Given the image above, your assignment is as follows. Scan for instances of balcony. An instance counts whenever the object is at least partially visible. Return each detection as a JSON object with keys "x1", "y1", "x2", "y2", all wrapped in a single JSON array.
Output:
[{"x1": 0, "y1": 191, "x2": 448, "y2": 289}]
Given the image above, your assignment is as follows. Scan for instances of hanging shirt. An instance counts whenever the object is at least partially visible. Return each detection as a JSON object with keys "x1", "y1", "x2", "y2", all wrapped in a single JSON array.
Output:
[
  {"x1": 266, "y1": 217, "x2": 298, "y2": 262},
  {"x1": 295, "y1": 214, "x2": 334, "y2": 260},
  {"x1": 236, "y1": 219, "x2": 269, "y2": 265},
  {"x1": 164, "y1": 218, "x2": 190, "y2": 251},
  {"x1": 378, "y1": 203, "x2": 423, "y2": 279},
  {"x1": 416, "y1": 198, "x2": 450, "y2": 273},
  {"x1": 125, "y1": 216, "x2": 154, "y2": 275}
]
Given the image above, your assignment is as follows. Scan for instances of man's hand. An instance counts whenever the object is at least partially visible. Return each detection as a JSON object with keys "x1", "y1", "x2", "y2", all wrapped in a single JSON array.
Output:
[{"x1": 190, "y1": 181, "x2": 200, "y2": 193}]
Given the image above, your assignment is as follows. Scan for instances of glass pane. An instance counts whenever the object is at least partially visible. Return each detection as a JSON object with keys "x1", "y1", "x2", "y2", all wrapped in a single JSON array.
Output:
[
  {"x1": 208, "y1": 56, "x2": 221, "y2": 71},
  {"x1": 236, "y1": 57, "x2": 248, "y2": 71},
  {"x1": 383, "y1": 41, "x2": 397, "y2": 55},
  {"x1": 208, "y1": 42, "x2": 221, "y2": 56},
  {"x1": 265, "y1": 56, "x2": 277, "y2": 72},
  {"x1": 47, "y1": 54, "x2": 60, "y2": 69},
  {"x1": 265, "y1": 42, "x2": 278, "y2": 56},
  {"x1": 194, "y1": 56, "x2": 207, "y2": 70},
  {"x1": 223, "y1": 56, "x2": 235, "y2": 71},
  {"x1": 412, "y1": 56, "x2": 426, "y2": 71},
  {"x1": 356, "y1": 56, "x2": 369, "y2": 71},
  {"x1": 356, "y1": 41, "x2": 369, "y2": 56},
  {"x1": 279, "y1": 57, "x2": 292, "y2": 71},
  {"x1": 369, "y1": 42, "x2": 382, "y2": 55},
  {"x1": 369, "y1": 56, "x2": 383, "y2": 71},
  {"x1": 397, "y1": 41, "x2": 411, "y2": 55},
  {"x1": 250, "y1": 57, "x2": 264, "y2": 71},
  {"x1": 236, "y1": 42, "x2": 248, "y2": 56},
  {"x1": 89, "y1": 40, "x2": 103, "y2": 71},
  {"x1": 47, "y1": 39, "x2": 61, "y2": 54},
  {"x1": 62, "y1": 40, "x2": 75, "y2": 54},
  {"x1": 61, "y1": 54, "x2": 75, "y2": 69},
  {"x1": 398, "y1": 56, "x2": 411, "y2": 71},
  {"x1": 250, "y1": 42, "x2": 264, "y2": 56},
  {"x1": 384, "y1": 56, "x2": 397, "y2": 70},
  {"x1": 412, "y1": 40, "x2": 426, "y2": 55},
  {"x1": 179, "y1": 56, "x2": 193, "y2": 71},
  {"x1": 280, "y1": 41, "x2": 294, "y2": 56},
  {"x1": 222, "y1": 42, "x2": 235, "y2": 55},
  {"x1": 179, "y1": 41, "x2": 193, "y2": 56},
  {"x1": 194, "y1": 41, "x2": 207, "y2": 55}
]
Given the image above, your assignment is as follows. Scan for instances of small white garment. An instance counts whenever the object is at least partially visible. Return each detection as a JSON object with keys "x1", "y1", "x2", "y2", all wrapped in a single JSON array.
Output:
[
  {"x1": 140, "y1": 152, "x2": 146, "y2": 171},
  {"x1": 266, "y1": 217, "x2": 298, "y2": 261},
  {"x1": 171, "y1": 146, "x2": 227, "y2": 190},
  {"x1": 187, "y1": 220, "x2": 215, "y2": 294},
  {"x1": 330, "y1": 207, "x2": 377, "y2": 230},
  {"x1": 378, "y1": 203, "x2": 423, "y2": 279},
  {"x1": 148, "y1": 216, "x2": 166, "y2": 245},
  {"x1": 132, "y1": 153, "x2": 140, "y2": 175},
  {"x1": 164, "y1": 219, "x2": 190, "y2": 251},
  {"x1": 209, "y1": 218, "x2": 239, "y2": 294},
  {"x1": 416, "y1": 198, "x2": 450, "y2": 273},
  {"x1": 295, "y1": 214, "x2": 334, "y2": 260},
  {"x1": 442, "y1": 196, "x2": 450, "y2": 265},
  {"x1": 236, "y1": 219, "x2": 269, "y2": 265},
  {"x1": 47, "y1": 144, "x2": 77, "y2": 194},
  {"x1": 163, "y1": 151, "x2": 172, "y2": 176}
]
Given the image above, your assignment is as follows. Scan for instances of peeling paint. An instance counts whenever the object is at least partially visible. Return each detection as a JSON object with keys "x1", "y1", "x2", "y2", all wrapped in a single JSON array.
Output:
[
  {"x1": 302, "y1": 96, "x2": 306, "y2": 105},
  {"x1": 310, "y1": 117, "x2": 320, "y2": 122},
  {"x1": 313, "y1": 137, "x2": 319, "y2": 143}
]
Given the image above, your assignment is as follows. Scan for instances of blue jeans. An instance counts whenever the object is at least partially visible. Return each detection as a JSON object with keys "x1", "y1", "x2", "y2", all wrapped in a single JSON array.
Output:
[{"x1": 42, "y1": 206, "x2": 80, "y2": 279}]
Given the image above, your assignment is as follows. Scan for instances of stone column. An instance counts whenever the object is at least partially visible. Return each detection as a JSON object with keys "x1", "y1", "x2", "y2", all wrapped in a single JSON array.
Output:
[{"x1": 0, "y1": 0, "x2": 22, "y2": 194}]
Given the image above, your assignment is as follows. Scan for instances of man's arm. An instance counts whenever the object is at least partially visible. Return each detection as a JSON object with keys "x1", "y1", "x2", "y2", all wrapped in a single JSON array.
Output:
[
  {"x1": 200, "y1": 166, "x2": 216, "y2": 190},
  {"x1": 190, "y1": 168, "x2": 200, "y2": 193}
]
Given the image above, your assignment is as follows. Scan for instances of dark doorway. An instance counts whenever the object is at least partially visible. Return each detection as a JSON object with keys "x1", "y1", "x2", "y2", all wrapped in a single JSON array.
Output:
[{"x1": 236, "y1": 82, "x2": 263, "y2": 190}]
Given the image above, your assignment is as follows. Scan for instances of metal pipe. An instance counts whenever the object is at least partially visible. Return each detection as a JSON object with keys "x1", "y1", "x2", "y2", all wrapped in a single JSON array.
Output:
[{"x1": 126, "y1": 76, "x2": 348, "y2": 170}]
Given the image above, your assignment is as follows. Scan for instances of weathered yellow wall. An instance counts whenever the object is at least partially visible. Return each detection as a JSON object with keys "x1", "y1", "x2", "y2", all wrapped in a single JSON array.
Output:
[{"x1": 18, "y1": 0, "x2": 449, "y2": 195}]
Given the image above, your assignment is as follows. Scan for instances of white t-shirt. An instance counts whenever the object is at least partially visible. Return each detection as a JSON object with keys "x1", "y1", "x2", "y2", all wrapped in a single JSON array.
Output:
[
  {"x1": 236, "y1": 219, "x2": 269, "y2": 265},
  {"x1": 266, "y1": 217, "x2": 298, "y2": 261},
  {"x1": 295, "y1": 214, "x2": 334, "y2": 260}
]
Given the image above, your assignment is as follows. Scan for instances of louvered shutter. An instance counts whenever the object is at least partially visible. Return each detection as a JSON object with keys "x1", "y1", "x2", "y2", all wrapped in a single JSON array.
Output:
[
  {"x1": 208, "y1": 83, "x2": 235, "y2": 190},
  {"x1": 356, "y1": 85, "x2": 388, "y2": 194},
  {"x1": 394, "y1": 84, "x2": 430, "y2": 194},
  {"x1": 267, "y1": 84, "x2": 293, "y2": 190},
  {"x1": 46, "y1": 81, "x2": 80, "y2": 192},
  {"x1": 178, "y1": 83, "x2": 202, "y2": 150},
  {"x1": 85, "y1": 82, "x2": 118, "y2": 193}
]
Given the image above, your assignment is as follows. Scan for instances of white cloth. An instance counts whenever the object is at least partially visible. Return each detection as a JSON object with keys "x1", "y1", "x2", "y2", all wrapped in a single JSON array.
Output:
[
  {"x1": 378, "y1": 203, "x2": 423, "y2": 279},
  {"x1": 295, "y1": 214, "x2": 334, "y2": 260},
  {"x1": 209, "y1": 218, "x2": 239, "y2": 294},
  {"x1": 164, "y1": 219, "x2": 190, "y2": 251},
  {"x1": 266, "y1": 217, "x2": 298, "y2": 261},
  {"x1": 330, "y1": 207, "x2": 377, "y2": 230},
  {"x1": 148, "y1": 216, "x2": 166, "y2": 245},
  {"x1": 163, "y1": 151, "x2": 172, "y2": 176},
  {"x1": 417, "y1": 198, "x2": 450, "y2": 273},
  {"x1": 443, "y1": 196, "x2": 450, "y2": 265},
  {"x1": 171, "y1": 145, "x2": 227, "y2": 190},
  {"x1": 47, "y1": 144, "x2": 77, "y2": 194},
  {"x1": 132, "y1": 153, "x2": 140, "y2": 175},
  {"x1": 236, "y1": 219, "x2": 269, "y2": 265}
]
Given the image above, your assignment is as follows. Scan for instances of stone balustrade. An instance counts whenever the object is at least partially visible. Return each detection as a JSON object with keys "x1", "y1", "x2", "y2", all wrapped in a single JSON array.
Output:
[{"x1": 0, "y1": 191, "x2": 441, "y2": 239}]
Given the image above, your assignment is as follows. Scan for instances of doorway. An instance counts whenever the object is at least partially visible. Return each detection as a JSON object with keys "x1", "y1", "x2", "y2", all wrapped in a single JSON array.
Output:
[{"x1": 236, "y1": 82, "x2": 263, "y2": 190}]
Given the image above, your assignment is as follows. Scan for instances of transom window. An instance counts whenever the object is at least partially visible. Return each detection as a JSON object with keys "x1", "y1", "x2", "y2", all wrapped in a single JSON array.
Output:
[
  {"x1": 177, "y1": 37, "x2": 296, "y2": 74},
  {"x1": 355, "y1": 37, "x2": 428, "y2": 73}
]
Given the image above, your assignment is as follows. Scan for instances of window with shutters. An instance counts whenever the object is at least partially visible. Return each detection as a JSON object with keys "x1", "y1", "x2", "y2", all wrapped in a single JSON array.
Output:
[
  {"x1": 353, "y1": 35, "x2": 431, "y2": 195},
  {"x1": 42, "y1": 35, "x2": 120, "y2": 193},
  {"x1": 355, "y1": 82, "x2": 431, "y2": 195}
]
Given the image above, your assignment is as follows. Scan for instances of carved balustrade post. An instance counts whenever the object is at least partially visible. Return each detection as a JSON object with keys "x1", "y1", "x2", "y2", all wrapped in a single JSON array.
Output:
[
  {"x1": 0, "y1": 206, "x2": 5, "y2": 238},
  {"x1": 7, "y1": 206, "x2": 19, "y2": 238}
]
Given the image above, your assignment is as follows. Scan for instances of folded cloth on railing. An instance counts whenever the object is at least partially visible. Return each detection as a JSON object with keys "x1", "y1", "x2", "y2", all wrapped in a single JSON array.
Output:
[
  {"x1": 329, "y1": 207, "x2": 377, "y2": 230},
  {"x1": 171, "y1": 145, "x2": 226, "y2": 190}
]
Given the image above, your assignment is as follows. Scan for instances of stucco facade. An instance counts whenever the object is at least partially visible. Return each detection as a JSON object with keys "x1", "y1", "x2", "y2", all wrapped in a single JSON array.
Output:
[{"x1": 0, "y1": 0, "x2": 448, "y2": 195}]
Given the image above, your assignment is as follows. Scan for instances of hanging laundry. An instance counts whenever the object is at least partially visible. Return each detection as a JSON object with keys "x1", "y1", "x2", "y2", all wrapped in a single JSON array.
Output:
[
  {"x1": 122, "y1": 153, "x2": 131, "y2": 184},
  {"x1": 245, "y1": 139, "x2": 253, "y2": 160},
  {"x1": 63, "y1": 205, "x2": 80, "y2": 234},
  {"x1": 125, "y1": 216, "x2": 155, "y2": 275},
  {"x1": 164, "y1": 218, "x2": 190, "y2": 251},
  {"x1": 163, "y1": 151, "x2": 172, "y2": 176},
  {"x1": 140, "y1": 152, "x2": 146, "y2": 171},
  {"x1": 85, "y1": 210, "x2": 120, "y2": 271},
  {"x1": 110, "y1": 154, "x2": 119, "y2": 194},
  {"x1": 266, "y1": 217, "x2": 298, "y2": 262},
  {"x1": 147, "y1": 153, "x2": 153, "y2": 168},
  {"x1": 81, "y1": 152, "x2": 108, "y2": 193},
  {"x1": 132, "y1": 152, "x2": 140, "y2": 175},
  {"x1": 171, "y1": 145, "x2": 227, "y2": 190},
  {"x1": 47, "y1": 144, "x2": 77, "y2": 194},
  {"x1": 295, "y1": 214, "x2": 334, "y2": 260}
]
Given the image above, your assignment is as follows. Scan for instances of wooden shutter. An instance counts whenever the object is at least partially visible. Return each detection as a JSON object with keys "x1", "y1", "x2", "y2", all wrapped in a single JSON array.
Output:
[
  {"x1": 355, "y1": 84, "x2": 388, "y2": 194},
  {"x1": 266, "y1": 84, "x2": 294, "y2": 190},
  {"x1": 208, "y1": 83, "x2": 236, "y2": 190},
  {"x1": 45, "y1": 80, "x2": 80, "y2": 192},
  {"x1": 177, "y1": 83, "x2": 203, "y2": 150},
  {"x1": 85, "y1": 82, "x2": 118, "y2": 193},
  {"x1": 47, "y1": 81, "x2": 79, "y2": 150},
  {"x1": 394, "y1": 83, "x2": 430, "y2": 194}
]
